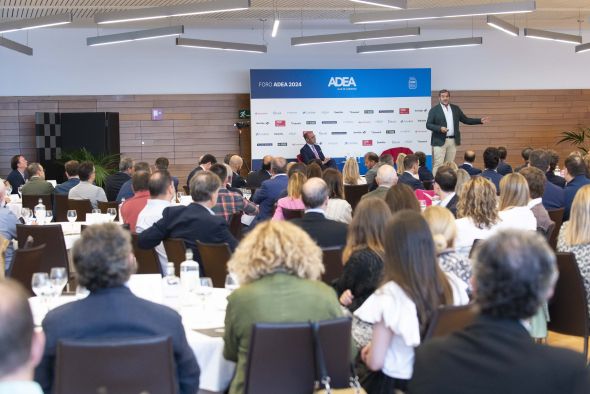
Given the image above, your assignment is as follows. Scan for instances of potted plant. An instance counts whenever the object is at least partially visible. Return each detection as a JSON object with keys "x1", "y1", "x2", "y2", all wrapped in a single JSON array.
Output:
[
  {"x1": 557, "y1": 126, "x2": 590, "y2": 154},
  {"x1": 59, "y1": 148, "x2": 120, "y2": 187}
]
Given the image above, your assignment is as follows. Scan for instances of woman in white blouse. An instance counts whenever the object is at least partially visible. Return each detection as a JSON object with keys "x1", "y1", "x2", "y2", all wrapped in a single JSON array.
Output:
[
  {"x1": 497, "y1": 173, "x2": 537, "y2": 231},
  {"x1": 355, "y1": 210, "x2": 468, "y2": 392},
  {"x1": 322, "y1": 168, "x2": 352, "y2": 224},
  {"x1": 342, "y1": 157, "x2": 366, "y2": 185}
]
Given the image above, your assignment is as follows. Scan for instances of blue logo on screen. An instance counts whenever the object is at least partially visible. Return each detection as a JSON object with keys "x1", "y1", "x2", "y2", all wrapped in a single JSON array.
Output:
[{"x1": 408, "y1": 77, "x2": 417, "y2": 90}]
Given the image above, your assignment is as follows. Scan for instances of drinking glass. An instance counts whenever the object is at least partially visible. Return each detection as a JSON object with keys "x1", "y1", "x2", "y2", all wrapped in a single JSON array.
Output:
[
  {"x1": 32, "y1": 272, "x2": 51, "y2": 312},
  {"x1": 195, "y1": 277, "x2": 214, "y2": 307},
  {"x1": 6, "y1": 185, "x2": 12, "y2": 196},
  {"x1": 224, "y1": 274, "x2": 239, "y2": 292},
  {"x1": 45, "y1": 210, "x2": 53, "y2": 223},
  {"x1": 67, "y1": 210, "x2": 77, "y2": 223},
  {"x1": 17, "y1": 185, "x2": 23, "y2": 198},
  {"x1": 92, "y1": 208, "x2": 102, "y2": 214},
  {"x1": 50, "y1": 267, "x2": 68, "y2": 297},
  {"x1": 176, "y1": 191, "x2": 184, "y2": 202},
  {"x1": 419, "y1": 200, "x2": 427, "y2": 211},
  {"x1": 21, "y1": 207, "x2": 32, "y2": 224},
  {"x1": 107, "y1": 208, "x2": 117, "y2": 222}
]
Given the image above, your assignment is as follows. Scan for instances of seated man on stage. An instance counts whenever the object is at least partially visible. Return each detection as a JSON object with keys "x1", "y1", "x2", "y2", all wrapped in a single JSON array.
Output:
[{"x1": 300, "y1": 131, "x2": 337, "y2": 169}]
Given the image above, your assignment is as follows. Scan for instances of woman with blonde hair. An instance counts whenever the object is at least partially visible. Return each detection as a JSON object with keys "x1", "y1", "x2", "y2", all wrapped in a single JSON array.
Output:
[
  {"x1": 396, "y1": 153, "x2": 407, "y2": 175},
  {"x1": 497, "y1": 173, "x2": 536, "y2": 231},
  {"x1": 334, "y1": 198, "x2": 391, "y2": 312},
  {"x1": 224, "y1": 221, "x2": 343, "y2": 394},
  {"x1": 272, "y1": 172, "x2": 306, "y2": 220},
  {"x1": 443, "y1": 161, "x2": 459, "y2": 171},
  {"x1": 423, "y1": 205, "x2": 472, "y2": 285},
  {"x1": 343, "y1": 157, "x2": 366, "y2": 185},
  {"x1": 454, "y1": 168, "x2": 470, "y2": 195}
]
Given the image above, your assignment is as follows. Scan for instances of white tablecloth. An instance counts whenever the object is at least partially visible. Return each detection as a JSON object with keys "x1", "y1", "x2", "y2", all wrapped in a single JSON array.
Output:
[{"x1": 6, "y1": 201, "x2": 22, "y2": 217}]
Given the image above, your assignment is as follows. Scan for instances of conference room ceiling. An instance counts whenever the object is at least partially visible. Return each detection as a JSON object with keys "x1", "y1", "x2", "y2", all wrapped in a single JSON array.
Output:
[{"x1": 0, "y1": 0, "x2": 588, "y2": 30}]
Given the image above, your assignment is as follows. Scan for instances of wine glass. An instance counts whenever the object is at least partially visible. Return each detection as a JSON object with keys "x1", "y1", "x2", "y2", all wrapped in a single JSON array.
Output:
[
  {"x1": 32, "y1": 273, "x2": 51, "y2": 312},
  {"x1": 45, "y1": 210, "x2": 53, "y2": 223},
  {"x1": 17, "y1": 185, "x2": 23, "y2": 198},
  {"x1": 195, "y1": 277, "x2": 213, "y2": 307},
  {"x1": 107, "y1": 208, "x2": 117, "y2": 222},
  {"x1": 67, "y1": 210, "x2": 77, "y2": 232},
  {"x1": 6, "y1": 185, "x2": 12, "y2": 196},
  {"x1": 21, "y1": 207, "x2": 32, "y2": 224},
  {"x1": 176, "y1": 191, "x2": 184, "y2": 203},
  {"x1": 224, "y1": 274, "x2": 239, "y2": 292},
  {"x1": 50, "y1": 267, "x2": 68, "y2": 297}
]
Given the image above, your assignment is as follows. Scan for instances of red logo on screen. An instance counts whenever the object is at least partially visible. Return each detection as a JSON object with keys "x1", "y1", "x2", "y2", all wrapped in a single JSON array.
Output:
[
  {"x1": 399, "y1": 108, "x2": 410, "y2": 114},
  {"x1": 275, "y1": 120, "x2": 286, "y2": 127},
  {"x1": 362, "y1": 140, "x2": 373, "y2": 146}
]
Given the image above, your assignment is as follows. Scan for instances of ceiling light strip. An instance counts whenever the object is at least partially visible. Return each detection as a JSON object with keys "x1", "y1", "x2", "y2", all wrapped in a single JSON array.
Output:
[
  {"x1": 486, "y1": 15, "x2": 519, "y2": 36},
  {"x1": 176, "y1": 37, "x2": 267, "y2": 53},
  {"x1": 351, "y1": 0, "x2": 535, "y2": 24},
  {"x1": 348, "y1": 0, "x2": 407, "y2": 10},
  {"x1": 87, "y1": 25, "x2": 184, "y2": 46},
  {"x1": 271, "y1": 19, "x2": 280, "y2": 38},
  {"x1": 291, "y1": 27, "x2": 420, "y2": 46},
  {"x1": 0, "y1": 37, "x2": 33, "y2": 55},
  {"x1": 94, "y1": 0, "x2": 250, "y2": 24},
  {"x1": 575, "y1": 43, "x2": 590, "y2": 53},
  {"x1": 524, "y1": 28, "x2": 582, "y2": 44},
  {"x1": 0, "y1": 13, "x2": 72, "y2": 34},
  {"x1": 357, "y1": 37, "x2": 483, "y2": 53}
]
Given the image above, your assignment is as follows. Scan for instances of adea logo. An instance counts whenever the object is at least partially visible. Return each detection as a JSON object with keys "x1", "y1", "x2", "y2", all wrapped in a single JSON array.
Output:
[
  {"x1": 362, "y1": 140, "x2": 373, "y2": 146},
  {"x1": 275, "y1": 120, "x2": 286, "y2": 127},
  {"x1": 328, "y1": 77, "x2": 357, "y2": 87}
]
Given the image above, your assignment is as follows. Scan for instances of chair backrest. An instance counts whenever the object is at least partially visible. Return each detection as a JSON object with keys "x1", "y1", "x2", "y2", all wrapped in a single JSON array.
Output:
[
  {"x1": 547, "y1": 208, "x2": 565, "y2": 251},
  {"x1": 196, "y1": 241, "x2": 231, "y2": 287},
  {"x1": 131, "y1": 233, "x2": 163, "y2": 276},
  {"x1": 540, "y1": 221, "x2": 556, "y2": 243},
  {"x1": 344, "y1": 184, "x2": 369, "y2": 212},
  {"x1": 282, "y1": 208, "x2": 304, "y2": 220},
  {"x1": 8, "y1": 243, "x2": 47, "y2": 296},
  {"x1": 16, "y1": 224, "x2": 69, "y2": 275},
  {"x1": 423, "y1": 304, "x2": 479, "y2": 340},
  {"x1": 22, "y1": 194, "x2": 53, "y2": 211},
  {"x1": 468, "y1": 239, "x2": 482, "y2": 259},
  {"x1": 163, "y1": 238, "x2": 187, "y2": 275},
  {"x1": 98, "y1": 201, "x2": 120, "y2": 222},
  {"x1": 244, "y1": 317, "x2": 352, "y2": 394},
  {"x1": 229, "y1": 211, "x2": 243, "y2": 240},
  {"x1": 321, "y1": 246, "x2": 344, "y2": 285},
  {"x1": 54, "y1": 194, "x2": 69, "y2": 222},
  {"x1": 68, "y1": 199, "x2": 93, "y2": 222},
  {"x1": 548, "y1": 253, "x2": 589, "y2": 339},
  {"x1": 55, "y1": 336, "x2": 176, "y2": 394}
]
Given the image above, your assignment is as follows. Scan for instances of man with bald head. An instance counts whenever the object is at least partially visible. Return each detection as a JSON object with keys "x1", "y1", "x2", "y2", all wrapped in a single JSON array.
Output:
[
  {"x1": 291, "y1": 178, "x2": 348, "y2": 248},
  {"x1": 229, "y1": 155, "x2": 247, "y2": 189},
  {"x1": 247, "y1": 155, "x2": 273, "y2": 188},
  {"x1": 252, "y1": 157, "x2": 289, "y2": 223},
  {"x1": 460, "y1": 150, "x2": 482, "y2": 176},
  {"x1": 361, "y1": 164, "x2": 397, "y2": 201}
]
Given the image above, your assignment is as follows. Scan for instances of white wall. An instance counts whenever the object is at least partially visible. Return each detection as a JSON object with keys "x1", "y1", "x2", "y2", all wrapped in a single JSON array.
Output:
[{"x1": 1, "y1": 24, "x2": 589, "y2": 96}]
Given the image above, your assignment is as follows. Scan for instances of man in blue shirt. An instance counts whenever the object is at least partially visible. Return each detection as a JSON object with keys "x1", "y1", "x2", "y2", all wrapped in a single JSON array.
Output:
[
  {"x1": 54, "y1": 160, "x2": 80, "y2": 195},
  {"x1": 0, "y1": 182, "x2": 18, "y2": 274}
]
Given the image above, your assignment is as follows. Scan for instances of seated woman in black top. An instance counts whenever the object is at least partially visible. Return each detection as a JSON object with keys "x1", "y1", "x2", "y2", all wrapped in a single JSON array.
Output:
[{"x1": 333, "y1": 198, "x2": 391, "y2": 312}]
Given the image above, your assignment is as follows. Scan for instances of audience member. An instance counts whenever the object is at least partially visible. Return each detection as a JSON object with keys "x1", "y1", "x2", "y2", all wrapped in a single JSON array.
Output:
[
  {"x1": 6, "y1": 155, "x2": 28, "y2": 192},
  {"x1": 520, "y1": 167, "x2": 553, "y2": 233},
  {"x1": 0, "y1": 182, "x2": 18, "y2": 274},
  {"x1": 343, "y1": 157, "x2": 366, "y2": 185},
  {"x1": 355, "y1": 210, "x2": 468, "y2": 392},
  {"x1": 455, "y1": 168, "x2": 470, "y2": 195},
  {"x1": 105, "y1": 157, "x2": 133, "y2": 202},
  {"x1": 546, "y1": 149, "x2": 566, "y2": 188},
  {"x1": 21, "y1": 163, "x2": 54, "y2": 195},
  {"x1": 323, "y1": 168, "x2": 352, "y2": 224},
  {"x1": 291, "y1": 178, "x2": 348, "y2": 248},
  {"x1": 229, "y1": 155, "x2": 247, "y2": 189},
  {"x1": 410, "y1": 231, "x2": 590, "y2": 394},
  {"x1": 154, "y1": 157, "x2": 179, "y2": 191},
  {"x1": 496, "y1": 146, "x2": 513, "y2": 175},
  {"x1": 252, "y1": 157, "x2": 288, "y2": 223},
  {"x1": 379, "y1": 153, "x2": 394, "y2": 167},
  {"x1": 443, "y1": 161, "x2": 459, "y2": 171},
  {"x1": 186, "y1": 153, "x2": 217, "y2": 188},
  {"x1": 287, "y1": 162, "x2": 307, "y2": 178},
  {"x1": 459, "y1": 150, "x2": 482, "y2": 175},
  {"x1": 528, "y1": 149, "x2": 565, "y2": 210},
  {"x1": 300, "y1": 131, "x2": 336, "y2": 169},
  {"x1": 34, "y1": 223, "x2": 200, "y2": 393},
  {"x1": 273, "y1": 172, "x2": 306, "y2": 221},
  {"x1": 398, "y1": 154, "x2": 424, "y2": 190},
  {"x1": 246, "y1": 155, "x2": 272, "y2": 188},
  {"x1": 54, "y1": 160, "x2": 80, "y2": 195},
  {"x1": 223, "y1": 220, "x2": 342, "y2": 394},
  {"x1": 481, "y1": 147, "x2": 503, "y2": 194},
  {"x1": 415, "y1": 151, "x2": 434, "y2": 183},
  {"x1": 209, "y1": 164, "x2": 258, "y2": 222},
  {"x1": 138, "y1": 171, "x2": 237, "y2": 270},
  {"x1": 120, "y1": 171, "x2": 151, "y2": 233},
  {"x1": 334, "y1": 198, "x2": 390, "y2": 312},
  {"x1": 514, "y1": 147, "x2": 533, "y2": 172},
  {"x1": 136, "y1": 170, "x2": 174, "y2": 272},
  {"x1": 223, "y1": 153, "x2": 234, "y2": 165},
  {"x1": 384, "y1": 183, "x2": 420, "y2": 214},
  {"x1": 434, "y1": 166, "x2": 458, "y2": 217},
  {"x1": 116, "y1": 161, "x2": 151, "y2": 202},
  {"x1": 424, "y1": 206, "x2": 472, "y2": 285},
  {"x1": 395, "y1": 153, "x2": 407, "y2": 176},
  {"x1": 563, "y1": 154, "x2": 590, "y2": 221},
  {"x1": 497, "y1": 173, "x2": 537, "y2": 231},
  {"x1": 363, "y1": 152, "x2": 380, "y2": 186},
  {"x1": 306, "y1": 162, "x2": 323, "y2": 179},
  {"x1": 361, "y1": 165, "x2": 397, "y2": 201},
  {"x1": 68, "y1": 161, "x2": 107, "y2": 209},
  {"x1": 0, "y1": 279, "x2": 45, "y2": 393}
]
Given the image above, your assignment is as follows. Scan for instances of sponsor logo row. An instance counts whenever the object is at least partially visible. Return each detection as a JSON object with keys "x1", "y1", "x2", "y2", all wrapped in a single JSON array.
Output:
[
  {"x1": 257, "y1": 119, "x2": 426, "y2": 127},
  {"x1": 254, "y1": 108, "x2": 428, "y2": 116},
  {"x1": 256, "y1": 139, "x2": 429, "y2": 147},
  {"x1": 255, "y1": 130, "x2": 427, "y2": 136}
]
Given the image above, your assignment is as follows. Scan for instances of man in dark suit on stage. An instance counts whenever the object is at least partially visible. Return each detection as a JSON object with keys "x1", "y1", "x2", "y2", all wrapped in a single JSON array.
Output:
[
  {"x1": 481, "y1": 147, "x2": 503, "y2": 194},
  {"x1": 36, "y1": 223, "x2": 200, "y2": 394},
  {"x1": 299, "y1": 131, "x2": 337, "y2": 169},
  {"x1": 409, "y1": 230, "x2": 590, "y2": 394},
  {"x1": 291, "y1": 178, "x2": 347, "y2": 248},
  {"x1": 251, "y1": 157, "x2": 289, "y2": 223},
  {"x1": 459, "y1": 150, "x2": 482, "y2": 176},
  {"x1": 246, "y1": 155, "x2": 272, "y2": 188},
  {"x1": 398, "y1": 154, "x2": 424, "y2": 191},
  {"x1": 138, "y1": 171, "x2": 237, "y2": 268},
  {"x1": 427, "y1": 90, "x2": 489, "y2": 175}
]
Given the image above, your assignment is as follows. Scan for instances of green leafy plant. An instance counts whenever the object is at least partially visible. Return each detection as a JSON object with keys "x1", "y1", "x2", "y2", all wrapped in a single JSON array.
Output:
[
  {"x1": 59, "y1": 148, "x2": 120, "y2": 187},
  {"x1": 558, "y1": 126, "x2": 590, "y2": 154}
]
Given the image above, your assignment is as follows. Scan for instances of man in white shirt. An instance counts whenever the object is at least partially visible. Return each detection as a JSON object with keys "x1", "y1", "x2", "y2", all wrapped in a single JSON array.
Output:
[
  {"x1": 136, "y1": 170, "x2": 174, "y2": 273},
  {"x1": 434, "y1": 166, "x2": 458, "y2": 217},
  {"x1": 68, "y1": 162, "x2": 107, "y2": 209}
]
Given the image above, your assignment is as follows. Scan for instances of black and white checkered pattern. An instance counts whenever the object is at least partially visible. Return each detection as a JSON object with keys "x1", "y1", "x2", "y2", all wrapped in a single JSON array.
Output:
[{"x1": 35, "y1": 112, "x2": 62, "y2": 161}]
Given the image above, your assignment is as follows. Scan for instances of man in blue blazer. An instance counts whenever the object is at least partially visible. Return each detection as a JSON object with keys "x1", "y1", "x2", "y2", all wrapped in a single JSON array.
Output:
[
  {"x1": 6, "y1": 154, "x2": 28, "y2": 192},
  {"x1": 459, "y1": 150, "x2": 483, "y2": 176},
  {"x1": 563, "y1": 154, "x2": 590, "y2": 221},
  {"x1": 427, "y1": 90, "x2": 489, "y2": 174},
  {"x1": 252, "y1": 157, "x2": 289, "y2": 224},
  {"x1": 54, "y1": 160, "x2": 80, "y2": 195},
  {"x1": 35, "y1": 223, "x2": 200, "y2": 394},
  {"x1": 138, "y1": 171, "x2": 237, "y2": 269},
  {"x1": 299, "y1": 131, "x2": 337, "y2": 169},
  {"x1": 398, "y1": 154, "x2": 424, "y2": 191},
  {"x1": 527, "y1": 150, "x2": 564, "y2": 211},
  {"x1": 481, "y1": 147, "x2": 503, "y2": 194}
]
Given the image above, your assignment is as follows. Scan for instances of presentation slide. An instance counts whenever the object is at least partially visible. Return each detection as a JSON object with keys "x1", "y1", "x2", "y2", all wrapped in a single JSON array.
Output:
[{"x1": 250, "y1": 69, "x2": 432, "y2": 172}]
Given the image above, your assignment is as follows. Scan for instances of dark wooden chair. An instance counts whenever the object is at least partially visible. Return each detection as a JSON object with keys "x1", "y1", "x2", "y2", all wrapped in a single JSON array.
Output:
[
  {"x1": 547, "y1": 208, "x2": 565, "y2": 251},
  {"x1": 55, "y1": 336, "x2": 176, "y2": 394},
  {"x1": 54, "y1": 194, "x2": 69, "y2": 222},
  {"x1": 16, "y1": 224, "x2": 69, "y2": 276},
  {"x1": 22, "y1": 194, "x2": 53, "y2": 211},
  {"x1": 163, "y1": 238, "x2": 187, "y2": 276},
  {"x1": 469, "y1": 239, "x2": 483, "y2": 259},
  {"x1": 548, "y1": 252, "x2": 589, "y2": 360},
  {"x1": 538, "y1": 221, "x2": 556, "y2": 244},
  {"x1": 282, "y1": 208, "x2": 304, "y2": 220},
  {"x1": 321, "y1": 246, "x2": 344, "y2": 285},
  {"x1": 423, "y1": 304, "x2": 479, "y2": 340},
  {"x1": 98, "y1": 201, "x2": 120, "y2": 222},
  {"x1": 67, "y1": 199, "x2": 93, "y2": 222},
  {"x1": 131, "y1": 233, "x2": 163, "y2": 276},
  {"x1": 8, "y1": 243, "x2": 47, "y2": 296},
  {"x1": 344, "y1": 184, "x2": 369, "y2": 212},
  {"x1": 229, "y1": 212, "x2": 244, "y2": 240},
  {"x1": 196, "y1": 241, "x2": 232, "y2": 287}
]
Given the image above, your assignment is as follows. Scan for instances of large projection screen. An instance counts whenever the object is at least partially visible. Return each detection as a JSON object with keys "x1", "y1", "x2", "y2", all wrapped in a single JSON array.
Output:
[{"x1": 250, "y1": 68, "x2": 432, "y2": 172}]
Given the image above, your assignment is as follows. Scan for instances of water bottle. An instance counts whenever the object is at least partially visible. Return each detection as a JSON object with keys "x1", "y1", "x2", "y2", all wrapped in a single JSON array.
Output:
[
  {"x1": 34, "y1": 198, "x2": 46, "y2": 225},
  {"x1": 118, "y1": 198, "x2": 125, "y2": 223},
  {"x1": 161, "y1": 263, "x2": 181, "y2": 310},
  {"x1": 180, "y1": 249, "x2": 200, "y2": 296}
]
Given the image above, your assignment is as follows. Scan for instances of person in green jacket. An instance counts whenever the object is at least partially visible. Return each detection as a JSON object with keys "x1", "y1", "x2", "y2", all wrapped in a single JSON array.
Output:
[
  {"x1": 223, "y1": 220, "x2": 343, "y2": 394},
  {"x1": 21, "y1": 163, "x2": 54, "y2": 196}
]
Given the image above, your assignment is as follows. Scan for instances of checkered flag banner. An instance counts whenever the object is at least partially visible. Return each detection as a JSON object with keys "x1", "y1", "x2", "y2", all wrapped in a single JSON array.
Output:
[{"x1": 35, "y1": 112, "x2": 62, "y2": 160}]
